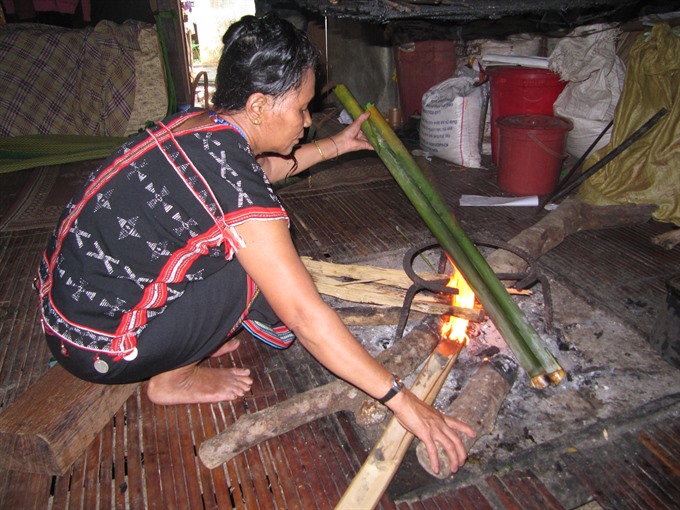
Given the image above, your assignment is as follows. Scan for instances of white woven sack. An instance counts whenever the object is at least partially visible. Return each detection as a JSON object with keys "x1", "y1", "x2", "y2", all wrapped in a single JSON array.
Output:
[{"x1": 419, "y1": 76, "x2": 483, "y2": 167}]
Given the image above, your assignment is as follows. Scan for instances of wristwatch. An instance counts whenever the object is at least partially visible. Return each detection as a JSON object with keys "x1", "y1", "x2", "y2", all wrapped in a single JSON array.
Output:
[{"x1": 378, "y1": 374, "x2": 404, "y2": 405}]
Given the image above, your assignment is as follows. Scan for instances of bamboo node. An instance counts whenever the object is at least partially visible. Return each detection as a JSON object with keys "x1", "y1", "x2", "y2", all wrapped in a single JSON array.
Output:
[
  {"x1": 548, "y1": 369, "x2": 566, "y2": 385},
  {"x1": 530, "y1": 374, "x2": 549, "y2": 389}
]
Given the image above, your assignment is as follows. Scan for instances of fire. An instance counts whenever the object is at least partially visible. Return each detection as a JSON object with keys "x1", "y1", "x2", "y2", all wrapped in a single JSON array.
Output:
[{"x1": 440, "y1": 262, "x2": 476, "y2": 343}]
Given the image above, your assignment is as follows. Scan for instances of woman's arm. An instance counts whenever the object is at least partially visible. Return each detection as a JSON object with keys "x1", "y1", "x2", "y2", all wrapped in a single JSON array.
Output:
[
  {"x1": 258, "y1": 111, "x2": 373, "y2": 182},
  {"x1": 234, "y1": 218, "x2": 475, "y2": 474}
]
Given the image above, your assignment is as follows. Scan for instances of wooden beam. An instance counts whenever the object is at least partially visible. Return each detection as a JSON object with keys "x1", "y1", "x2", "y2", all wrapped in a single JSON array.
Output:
[
  {"x1": 0, "y1": 365, "x2": 137, "y2": 475},
  {"x1": 486, "y1": 198, "x2": 656, "y2": 275}
]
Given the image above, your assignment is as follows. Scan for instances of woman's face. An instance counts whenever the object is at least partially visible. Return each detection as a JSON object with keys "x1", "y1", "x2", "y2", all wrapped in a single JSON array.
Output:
[{"x1": 259, "y1": 68, "x2": 315, "y2": 155}]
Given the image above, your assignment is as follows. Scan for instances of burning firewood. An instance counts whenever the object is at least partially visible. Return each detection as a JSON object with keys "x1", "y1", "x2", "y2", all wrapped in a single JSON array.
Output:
[
  {"x1": 416, "y1": 355, "x2": 517, "y2": 479},
  {"x1": 336, "y1": 333, "x2": 467, "y2": 509},
  {"x1": 336, "y1": 256, "x2": 474, "y2": 509},
  {"x1": 198, "y1": 319, "x2": 441, "y2": 470},
  {"x1": 335, "y1": 84, "x2": 564, "y2": 389}
]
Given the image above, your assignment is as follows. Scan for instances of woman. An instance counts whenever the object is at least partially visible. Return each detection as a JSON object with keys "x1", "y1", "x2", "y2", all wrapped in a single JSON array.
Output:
[{"x1": 37, "y1": 14, "x2": 474, "y2": 474}]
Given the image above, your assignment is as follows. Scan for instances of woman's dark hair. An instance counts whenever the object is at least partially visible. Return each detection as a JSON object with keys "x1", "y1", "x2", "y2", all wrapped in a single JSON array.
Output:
[{"x1": 212, "y1": 13, "x2": 319, "y2": 112}]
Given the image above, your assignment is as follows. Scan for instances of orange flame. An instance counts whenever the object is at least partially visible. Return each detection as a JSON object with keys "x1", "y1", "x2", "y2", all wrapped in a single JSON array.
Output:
[{"x1": 440, "y1": 261, "x2": 475, "y2": 344}]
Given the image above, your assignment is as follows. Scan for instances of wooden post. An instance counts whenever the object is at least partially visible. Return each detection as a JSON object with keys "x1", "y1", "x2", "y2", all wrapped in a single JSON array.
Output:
[{"x1": 0, "y1": 365, "x2": 137, "y2": 475}]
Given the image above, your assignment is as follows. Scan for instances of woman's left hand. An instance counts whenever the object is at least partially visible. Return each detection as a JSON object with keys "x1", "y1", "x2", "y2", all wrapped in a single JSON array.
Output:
[{"x1": 331, "y1": 111, "x2": 374, "y2": 157}]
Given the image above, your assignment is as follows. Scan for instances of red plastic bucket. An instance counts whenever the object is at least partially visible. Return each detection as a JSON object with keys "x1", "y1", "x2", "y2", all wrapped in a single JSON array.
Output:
[
  {"x1": 497, "y1": 114, "x2": 573, "y2": 195},
  {"x1": 487, "y1": 66, "x2": 567, "y2": 165}
]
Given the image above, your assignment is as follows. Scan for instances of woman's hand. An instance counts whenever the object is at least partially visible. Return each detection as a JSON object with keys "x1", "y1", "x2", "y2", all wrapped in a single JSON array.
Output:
[
  {"x1": 331, "y1": 110, "x2": 374, "y2": 156},
  {"x1": 386, "y1": 389, "x2": 476, "y2": 474}
]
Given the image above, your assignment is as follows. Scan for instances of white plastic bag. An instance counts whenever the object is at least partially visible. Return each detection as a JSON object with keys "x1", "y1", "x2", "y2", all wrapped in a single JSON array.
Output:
[{"x1": 419, "y1": 76, "x2": 483, "y2": 167}]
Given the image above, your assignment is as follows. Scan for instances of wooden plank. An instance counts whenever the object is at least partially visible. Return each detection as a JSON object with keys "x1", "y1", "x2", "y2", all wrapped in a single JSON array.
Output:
[
  {"x1": 192, "y1": 403, "x2": 225, "y2": 510},
  {"x1": 0, "y1": 364, "x2": 137, "y2": 475},
  {"x1": 195, "y1": 401, "x2": 235, "y2": 510},
  {"x1": 517, "y1": 470, "x2": 565, "y2": 510},
  {"x1": 175, "y1": 404, "x2": 208, "y2": 510},
  {"x1": 0, "y1": 470, "x2": 51, "y2": 510},
  {"x1": 50, "y1": 465, "x2": 71, "y2": 509},
  {"x1": 125, "y1": 392, "x2": 147, "y2": 509},
  {"x1": 485, "y1": 474, "x2": 523, "y2": 510},
  {"x1": 153, "y1": 0, "x2": 191, "y2": 105},
  {"x1": 0, "y1": 233, "x2": 45, "y2": 401},
  {"x1": 67, "y1": 448, "x2": 87, "y2": 510},
  {"x1": 99, "y1": 416, "x2": 114, "y2": 510},
  {"x1": 140, "y1": 385, "x2": 165, "y2": 510},
  {"x1": 112, "y1": 405, "x2": 128, "y2": 510},
  {"x1": 83, "y1": 433, "x2": 102, "y2": 510},
  {"x1": 561, "y1": 448, "x2": 643, "y2": 510},
  {"x1": 187, "y1": 403, "x2": 220, "y2": 510},
  {"x1": 603, "y1": 447, "x2": 672, "y2": 510},
  {"x1": 431, "y1": 491, "x2": 466, "y2": 510},
  {"x1": 500, "y1": 470, "x2": 564, "y2": 510},
  {"x1": 635, "y1": 438, "x2": 680, "y2": 504},
  {"x1": 163, "y1": 404, "x2": 192, "y2": 510},
  {"x1": 643, "y1": 425, "x2": 680, "y2": 474},
  {"x1": 456, "y1": 485, "x2": 494, "y2": 510}
]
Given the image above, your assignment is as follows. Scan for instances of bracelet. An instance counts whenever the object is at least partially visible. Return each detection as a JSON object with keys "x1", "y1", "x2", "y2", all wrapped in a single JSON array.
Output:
[
  {"x1": 313, "y1": 139, "x2": 326, "y2": 161},
  {"x1": 377, "y1": 374, "x2": 404, "y2": 405},
  {"x1": 328, "y1": 136, "x2": 339, "y2": 159}
]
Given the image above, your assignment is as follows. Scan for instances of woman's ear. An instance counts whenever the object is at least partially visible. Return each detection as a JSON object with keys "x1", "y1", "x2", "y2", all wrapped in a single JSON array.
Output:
[{"x1": 245, "y1": 92, "x2": 270, "y2": 126}]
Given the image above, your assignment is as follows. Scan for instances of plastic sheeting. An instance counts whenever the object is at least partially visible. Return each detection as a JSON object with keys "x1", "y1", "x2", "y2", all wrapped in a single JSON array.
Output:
[{"x1": 578, "y1": 24, "x2": 680, "y2": 226}]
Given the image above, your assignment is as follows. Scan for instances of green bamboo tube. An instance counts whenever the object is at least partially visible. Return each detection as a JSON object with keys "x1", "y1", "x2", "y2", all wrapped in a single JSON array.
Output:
[{"x1": 334, "y1": 84, "x2": 562, "y2": 385}]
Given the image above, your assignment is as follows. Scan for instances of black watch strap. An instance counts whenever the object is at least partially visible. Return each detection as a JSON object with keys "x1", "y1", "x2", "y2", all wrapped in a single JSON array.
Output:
[{"x1": 378, "y1": 375, "x2": 404, "y2": 405}]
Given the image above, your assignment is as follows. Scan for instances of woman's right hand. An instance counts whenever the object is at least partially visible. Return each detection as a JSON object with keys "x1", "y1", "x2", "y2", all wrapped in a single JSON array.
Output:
[{"x1": 386, "y1": 388, "x2": 476, "y2": 475}]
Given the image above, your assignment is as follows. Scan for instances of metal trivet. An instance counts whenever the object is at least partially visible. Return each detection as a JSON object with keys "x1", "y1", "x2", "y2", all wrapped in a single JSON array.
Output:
[{"x1": 394, "y1": 238, "x2": 554, "y2": 339}]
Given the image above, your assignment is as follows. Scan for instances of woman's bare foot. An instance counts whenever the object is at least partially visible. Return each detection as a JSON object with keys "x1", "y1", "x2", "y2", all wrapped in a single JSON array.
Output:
[
  {"x1": 147, "y1": 362, "x2": 253, "y2": 405},
  {"x1": 210, "y1": 337, "x2": 242, "y2": 358}
]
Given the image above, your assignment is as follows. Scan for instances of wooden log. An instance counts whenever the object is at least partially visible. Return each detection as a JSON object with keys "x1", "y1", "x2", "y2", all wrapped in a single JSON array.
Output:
[
  {"x1": 416, "y1": 355, "x2": 517, "y2": 478},
  {"x1": 0, "y1": 365, "x2": 138, "y2": 475},
  {"x1": 486, "y1": 198, "x2": 656, "y2": 274},
  {"x1": 335, "y1": 336, "x2": 466, "y2": 510},
  {"x1": 199, "y1": 319, "x2": 441, "y2": 469}
]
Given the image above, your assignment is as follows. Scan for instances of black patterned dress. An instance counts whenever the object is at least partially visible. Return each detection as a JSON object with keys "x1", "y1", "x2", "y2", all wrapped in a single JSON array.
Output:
[{"x1": 36, "y1": 110, "x2": 295, "y2": 383}]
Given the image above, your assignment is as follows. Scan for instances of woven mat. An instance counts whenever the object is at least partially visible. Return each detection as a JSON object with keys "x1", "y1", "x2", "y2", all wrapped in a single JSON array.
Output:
[{"x1": 0, "y1": 160, "x2": 98, "y2": 232}]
